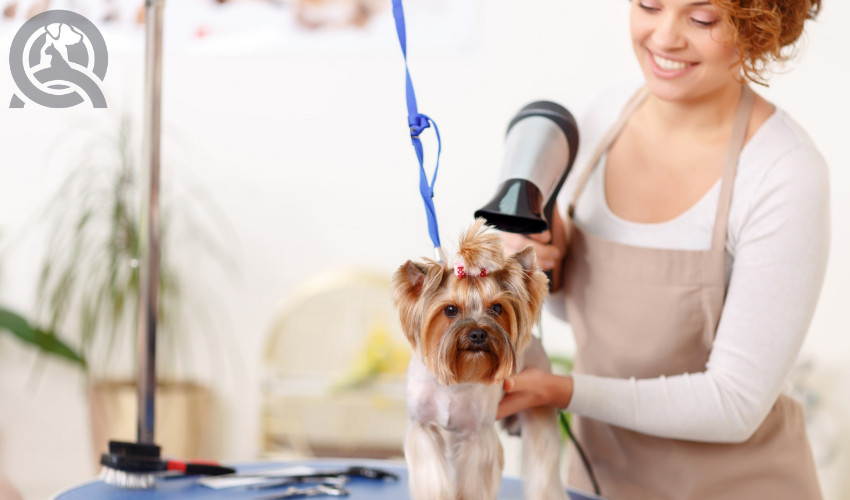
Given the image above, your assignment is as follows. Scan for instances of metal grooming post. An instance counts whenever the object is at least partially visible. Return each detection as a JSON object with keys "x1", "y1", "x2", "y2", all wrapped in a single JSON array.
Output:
[{"x1": 137, "y1": 0, "x2": 165, "y2": 445}]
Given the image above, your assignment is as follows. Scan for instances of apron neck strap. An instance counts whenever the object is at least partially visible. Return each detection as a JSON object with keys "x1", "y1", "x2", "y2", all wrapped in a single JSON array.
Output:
[
  {"x1": 567, "y1": 85, "x2": 755, "y2": 254},
  {"x1": 568, "y1": 87, "x2": 649, "y2": 218},
  {"x1": 711, "y1": 84, "x2": 754, "y2": 251}
]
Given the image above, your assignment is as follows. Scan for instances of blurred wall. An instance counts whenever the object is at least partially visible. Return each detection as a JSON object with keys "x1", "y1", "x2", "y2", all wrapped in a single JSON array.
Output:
[{"x1": 0, "y1": 0, "x2": 848, "y2": 498}]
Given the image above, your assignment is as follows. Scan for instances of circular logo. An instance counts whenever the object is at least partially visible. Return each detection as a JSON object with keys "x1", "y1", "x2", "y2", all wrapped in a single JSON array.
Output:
[{"x1": 9, "y1": 10, "x2": 109, "y2": 108}]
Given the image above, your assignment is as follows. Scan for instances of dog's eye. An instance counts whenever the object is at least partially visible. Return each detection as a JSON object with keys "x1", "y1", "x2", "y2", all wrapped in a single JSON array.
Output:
[
  {"x1": 489, "y1": 304, "x2": 503, "y2": 316},
  {"x1": 444, "y1": 305, "x2": 459, "y2": 318}
]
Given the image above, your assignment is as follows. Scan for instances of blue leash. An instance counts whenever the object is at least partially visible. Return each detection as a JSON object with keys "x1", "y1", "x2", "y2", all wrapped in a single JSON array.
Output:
[{"x1": 391, "y1": 0, "x2": 444, "y2": 260}]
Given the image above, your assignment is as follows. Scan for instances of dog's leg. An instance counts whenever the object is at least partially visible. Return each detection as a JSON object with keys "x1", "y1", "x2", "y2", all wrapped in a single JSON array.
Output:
[
  {"x1": 453, "y1": 427, "x2": 503, "y2": 500},
  {"x1": 405, "y1": 421, "x2": 453, "y2": 500},
  {"x1": 520, "y1": 405, "x2": 569, "y2": 500},
  {"x1": 517, "y1": 336, "x2": 568, "y2": 500}
]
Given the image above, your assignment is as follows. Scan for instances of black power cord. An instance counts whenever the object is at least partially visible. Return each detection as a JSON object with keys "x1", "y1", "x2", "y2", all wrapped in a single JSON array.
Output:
[
  {"x1": 537, "y1": 324, "x2": 600, "y2": 496},
  {"x1": 559, "y1": 412, "x2": 601, "y2": 497}
]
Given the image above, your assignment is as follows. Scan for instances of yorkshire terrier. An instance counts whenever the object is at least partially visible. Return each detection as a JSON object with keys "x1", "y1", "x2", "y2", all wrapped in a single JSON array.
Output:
[{"x1": 392, "y1": 219, "x2": 567, "y2": 500}]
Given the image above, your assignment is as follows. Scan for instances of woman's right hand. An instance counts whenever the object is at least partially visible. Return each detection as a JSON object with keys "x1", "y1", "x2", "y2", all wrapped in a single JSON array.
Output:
[
  {"x1": 500, "y1": 206, "x2": 568, "y2": 285},
  {"x1": 501, "y1": 231, "x2": 562, "y2": 272}
]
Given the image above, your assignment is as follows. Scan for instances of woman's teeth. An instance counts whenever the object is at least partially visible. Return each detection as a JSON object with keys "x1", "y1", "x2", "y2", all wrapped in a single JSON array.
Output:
[{"x1": 652, "y1": 53, "x2": 690, "y2": 71}]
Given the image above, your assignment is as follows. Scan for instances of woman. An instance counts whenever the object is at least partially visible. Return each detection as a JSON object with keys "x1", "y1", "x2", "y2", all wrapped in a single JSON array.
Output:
[{"x1": 497, "y1": 0, "x2": 828, "y2": 498}]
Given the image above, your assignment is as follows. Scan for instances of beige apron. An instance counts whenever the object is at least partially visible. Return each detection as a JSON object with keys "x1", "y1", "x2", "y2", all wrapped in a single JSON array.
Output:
[{"x1": 563, "y1": 86, "x2": 822, "y2": 500}]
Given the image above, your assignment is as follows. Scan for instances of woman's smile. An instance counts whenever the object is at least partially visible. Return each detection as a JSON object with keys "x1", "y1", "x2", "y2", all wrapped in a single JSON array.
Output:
[
  {"x1": 631, "y1": 0, "x2": 739, "y2": 102},
  {"x1": 646, "y1": 48, "x2": 697, "y2": 77}
]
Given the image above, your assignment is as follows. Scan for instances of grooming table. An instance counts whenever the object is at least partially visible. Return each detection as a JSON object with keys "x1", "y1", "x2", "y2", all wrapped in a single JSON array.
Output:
[{"x1": 51, "y1": 459, "x2": 528, "y2": 499}]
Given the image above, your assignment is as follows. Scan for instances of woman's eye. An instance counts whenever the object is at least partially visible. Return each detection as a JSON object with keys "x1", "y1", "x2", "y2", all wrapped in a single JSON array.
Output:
[
  {"x1": 444, "y1": 305, "x2": 459, "y2": 318},
  {"x1": 489, "y1": 304, "x2": 503, "y2": 316},
  {"x1": 691, "y1": 17, "x2": 716, "y2": 27},
  {"x1": 638, "y1": 1, "x2": 660, "y2": 13}
]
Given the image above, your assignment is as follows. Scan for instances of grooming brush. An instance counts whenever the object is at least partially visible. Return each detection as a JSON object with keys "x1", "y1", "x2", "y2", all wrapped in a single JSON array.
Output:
[{"x1": 99, "y1": 440, "x2": 236, "y2": 489}]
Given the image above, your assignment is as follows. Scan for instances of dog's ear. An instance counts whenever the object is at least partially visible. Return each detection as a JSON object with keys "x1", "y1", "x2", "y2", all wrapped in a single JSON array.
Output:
[
  {"x1": 511, "y1": 245, "x2": 537, "y2": 273},
  {"x1": 392, "y1": 260, "x2": 430, "y2": 347},
  {"x1": 507, "y1": 244, "x2": 549, "y2": 323},
  {"x1": 392, "y1": 260, "x2": 428, "y2": 300}
]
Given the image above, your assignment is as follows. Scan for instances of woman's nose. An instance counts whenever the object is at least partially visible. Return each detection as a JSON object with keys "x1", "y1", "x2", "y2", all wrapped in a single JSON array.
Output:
[{"x1": 651, "y1": 13, "x2": 686, "y2": 50}]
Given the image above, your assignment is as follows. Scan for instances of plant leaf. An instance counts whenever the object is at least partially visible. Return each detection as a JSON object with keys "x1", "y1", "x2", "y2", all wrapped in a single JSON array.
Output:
[
  {"x1": 0, "y1": 306, "x2": 86, "y2": 368},
  {"x1": 549, "y1": 355, "x2": 574, "y2": 374},
  {"x1": 31, "y1": 327, "x2": 87, "y2": 368}
]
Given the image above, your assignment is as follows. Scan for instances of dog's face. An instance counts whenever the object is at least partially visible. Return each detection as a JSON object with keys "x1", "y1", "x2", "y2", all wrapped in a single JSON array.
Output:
[{"x1": 392, "y1": 220, "x2": 549, "y2": 385}]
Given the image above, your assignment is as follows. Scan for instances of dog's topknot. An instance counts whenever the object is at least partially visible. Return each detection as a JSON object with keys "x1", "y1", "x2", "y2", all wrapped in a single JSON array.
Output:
[{"x1": 455, "y1": 218, "x2": 505, "y2": 277}]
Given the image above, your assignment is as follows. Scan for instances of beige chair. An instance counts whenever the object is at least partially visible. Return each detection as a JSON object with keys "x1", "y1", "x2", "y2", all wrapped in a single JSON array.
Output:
[{"x1": 261, "y1": 269, "x2": 410, "y2": 459}]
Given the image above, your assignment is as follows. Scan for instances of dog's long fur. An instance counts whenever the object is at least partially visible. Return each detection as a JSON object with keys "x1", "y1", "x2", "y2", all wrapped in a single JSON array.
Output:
[{"x1": 392, "y1": 219, "x2": 567, "y2": 500}]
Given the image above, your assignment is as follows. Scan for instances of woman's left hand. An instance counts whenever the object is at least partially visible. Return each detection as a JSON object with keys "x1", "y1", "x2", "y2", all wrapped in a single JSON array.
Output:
[{"x1": 496, "y1": 368, "x2": 574, "y2": 420}]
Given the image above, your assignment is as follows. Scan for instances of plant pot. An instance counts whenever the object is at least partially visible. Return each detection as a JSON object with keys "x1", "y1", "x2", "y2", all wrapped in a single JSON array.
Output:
[{"x1": 88, "y1": 380, "x2": 210, "y2": 467}]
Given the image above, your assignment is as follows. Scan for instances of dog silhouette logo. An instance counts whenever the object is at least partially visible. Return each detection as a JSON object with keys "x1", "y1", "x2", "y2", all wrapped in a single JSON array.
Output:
[{"x1": 9, "y1": 10, "x2": 109, "y2": 108}]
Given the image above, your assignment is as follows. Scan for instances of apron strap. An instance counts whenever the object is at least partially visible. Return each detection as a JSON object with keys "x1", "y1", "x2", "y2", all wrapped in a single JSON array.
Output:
[
  {"x1": 567, "y1": 87, "x2": 649, "y2": 218},
  {"x1": 567, "y1": 85, "x2": 755, "y2": 256},
  {"x1": 710, "y1": 85, "x2": 754, "y2": 252}
]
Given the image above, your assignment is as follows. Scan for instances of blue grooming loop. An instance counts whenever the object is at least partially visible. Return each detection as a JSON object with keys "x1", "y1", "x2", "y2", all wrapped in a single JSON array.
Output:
[
  {"x1": 392, "y1": 0, "x2": 443, "y2": 256},
  {"x1": 51, "y1": 460, "x2": 527, "y2": 499}
]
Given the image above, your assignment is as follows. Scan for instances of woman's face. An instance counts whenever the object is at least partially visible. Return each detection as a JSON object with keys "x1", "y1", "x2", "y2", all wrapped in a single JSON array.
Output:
[{"x1": 630, "y1": 0, "x2": 740, "y2": 103}]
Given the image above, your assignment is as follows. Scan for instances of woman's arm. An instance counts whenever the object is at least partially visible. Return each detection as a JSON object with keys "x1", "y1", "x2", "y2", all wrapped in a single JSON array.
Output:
[{"x1": 500, "y1": 143, "x2": 830, "y2": 443}]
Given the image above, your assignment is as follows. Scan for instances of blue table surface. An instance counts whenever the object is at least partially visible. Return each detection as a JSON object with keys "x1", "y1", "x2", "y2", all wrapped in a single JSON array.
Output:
[{"x1": 52, "y1": 459, "x2": 528, "y2": 500}]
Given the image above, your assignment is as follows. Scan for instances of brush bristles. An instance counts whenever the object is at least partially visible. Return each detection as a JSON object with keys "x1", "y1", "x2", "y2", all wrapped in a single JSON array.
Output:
[{"x1": 99, "y1": 467, "x2": 156, "y2": 489}]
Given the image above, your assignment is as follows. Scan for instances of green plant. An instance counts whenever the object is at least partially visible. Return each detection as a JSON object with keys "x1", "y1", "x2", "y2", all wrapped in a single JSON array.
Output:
[
  {"x1": 549, "y1": 354, "x2": 574, "y2": 375},
  {"x1": 0, "y1": 230, "x2": 85, "y2": 367},
  {"x1": 0, "y1": 306, "x2": 86, "y2": 367},
  {"x1": 32, "y1": 115, "x2": 232, "y2": 379},
  {"x1": 549, "y1": 353, "x2": 574, "y2": 429}
]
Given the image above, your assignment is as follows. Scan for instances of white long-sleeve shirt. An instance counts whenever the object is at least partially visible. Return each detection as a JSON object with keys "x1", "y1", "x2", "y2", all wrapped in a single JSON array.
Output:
[{"x1": 552, "y1": 83, "x2": 831, "y2": 443}]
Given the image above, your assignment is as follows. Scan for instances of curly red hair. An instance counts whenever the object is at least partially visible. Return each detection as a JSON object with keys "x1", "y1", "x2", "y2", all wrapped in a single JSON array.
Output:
[{"x1": 711, "y1": 0, "x2": 822, "y2": 85}]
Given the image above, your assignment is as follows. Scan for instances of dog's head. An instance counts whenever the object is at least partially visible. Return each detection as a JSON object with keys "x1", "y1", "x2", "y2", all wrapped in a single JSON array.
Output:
[{"x1": 392, "y1": 219, "x2": 549, "y2": 385}]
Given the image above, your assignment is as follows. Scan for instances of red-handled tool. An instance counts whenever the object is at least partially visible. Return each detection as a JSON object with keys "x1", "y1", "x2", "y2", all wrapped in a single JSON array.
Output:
[{"x1": 99, "y1": 440, "x2": 235, "y2": 489}]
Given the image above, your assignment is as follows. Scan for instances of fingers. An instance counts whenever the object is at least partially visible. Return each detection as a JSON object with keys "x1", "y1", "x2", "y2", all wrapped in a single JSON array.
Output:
[
  {"x1": 533, "y1": 243, "x2": 562, "y2": 272},
  {"x1": 500, "y1": 232, "x2": 562, "y2": 271},
  {"x1": 498, "y1": 369, "x2": 575, "y2": 420},
  {"x1": 497, "y1": 391, "x2": 535, "y2": 420},
  {"x1": 549, "y1": 207, "x2": 569, "y2": 254},
  {"x1": 499, "y1": 232, "x2": 535, "y2": 255},
  {"x1": 527, "y1": 230, "x2": 552, "y2": 243},
  {"x1": 497, "y1": 369, "x2": 539, "y2": 419},
  {"x1": 502, "y1": 370, "x2": 536, "y2": 393},
  {"x1": 497, "y1": 370, "x2": 546, "y2": 419},
  {"x1": 498, "y1": 376, "x2": 521, "y2": 419}
]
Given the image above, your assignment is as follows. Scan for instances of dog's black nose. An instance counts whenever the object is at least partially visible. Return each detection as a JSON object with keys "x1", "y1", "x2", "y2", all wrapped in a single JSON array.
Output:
[{"x1": 468, "y1": 329, "x2": 488, "y2": 344}]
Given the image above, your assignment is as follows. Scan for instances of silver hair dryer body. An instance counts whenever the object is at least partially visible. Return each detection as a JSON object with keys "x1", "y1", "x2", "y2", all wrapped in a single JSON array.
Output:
[{"x1": 475, "y1": 101, "x2": 579, "y2": 235}]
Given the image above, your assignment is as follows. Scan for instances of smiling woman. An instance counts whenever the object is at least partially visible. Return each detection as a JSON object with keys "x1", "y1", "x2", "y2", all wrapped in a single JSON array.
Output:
[{"x1": 497, "y1": 0, "x2": 830, "y2": 498}]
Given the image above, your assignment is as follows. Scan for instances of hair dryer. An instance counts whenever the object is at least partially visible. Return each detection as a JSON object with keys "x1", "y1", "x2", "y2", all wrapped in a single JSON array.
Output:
[{"x1": 475, "y1": 101, "x2": 579, "y2": 235}]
